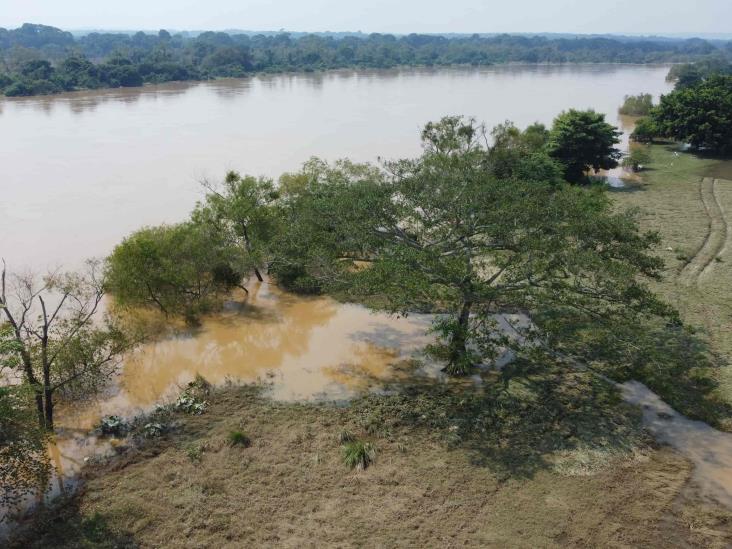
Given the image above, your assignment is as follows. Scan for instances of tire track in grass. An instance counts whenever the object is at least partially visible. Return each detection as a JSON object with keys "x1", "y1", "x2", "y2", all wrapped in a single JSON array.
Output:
[{"x1": 679, "y1": 178, "x2": 728, "y2": 286}]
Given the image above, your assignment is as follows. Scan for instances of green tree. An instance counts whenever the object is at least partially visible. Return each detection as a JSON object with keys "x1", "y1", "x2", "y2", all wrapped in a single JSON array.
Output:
[
  {"x1": 621, "y1": 147, "x2": 652, "y2": 172},
  {"x1": 0, "y1": 261, "x2": 134, "y2": 430},
  {"x1": 276, "y1": 117, "x2": 670, "y2": 375},
  {"x1": 618, "y1": 93, "x2": 653, "y2": 116},
  {"x1": 630, "y1": 117, "x2": 657, "y2": 143},
  {"x1": 106, "y1": 221, "x2": 244, "y2": 320},
  {"x1": 194, "y1": 172, "x2": 279, "y2": 283},
  {"x1": 0, "y1": 380, "x2": 50, "y2": 515},
  {"x1": 547, "y1": 109, "x2": 622, "y2": 184},
  {"x1": 650, "y1": 75, "x2": 732, "y2": 154},
  {"x1": 488, "y1": 121, "x2": 562, "y2": 183}
]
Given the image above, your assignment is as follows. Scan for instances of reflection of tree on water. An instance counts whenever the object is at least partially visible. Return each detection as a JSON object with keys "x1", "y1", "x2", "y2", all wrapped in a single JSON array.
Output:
[
  {"x1": 119, "y1": 281, "x2": 338, "y2": 407},
  {"x1": 4, "y1": 81, "x2": 193, "y2": 116}
]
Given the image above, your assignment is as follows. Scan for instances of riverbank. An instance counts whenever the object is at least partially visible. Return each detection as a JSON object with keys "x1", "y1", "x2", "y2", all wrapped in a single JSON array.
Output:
[
  {"x1": 11, "y1": 377, "x2": 732, "y2": 548},
  {"x1": 611, "y1": 144, "x2": 732, "y2": 429}
]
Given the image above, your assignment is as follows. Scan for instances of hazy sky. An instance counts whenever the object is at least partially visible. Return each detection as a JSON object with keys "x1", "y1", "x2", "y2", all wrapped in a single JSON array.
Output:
[{"x1": 1, "y1": 0, "x2": 731, "y2": 35}]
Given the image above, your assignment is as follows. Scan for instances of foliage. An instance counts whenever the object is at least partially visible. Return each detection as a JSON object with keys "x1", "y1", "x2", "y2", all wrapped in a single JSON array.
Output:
[
  {"x1": 175, "y1": 394, "x2": 207, "y2": 415},
  {"x1": 0, "y1": 383, "x2": 50, "y2": 515},
  {"x1": 106, "y1": 221, "x2": 244, "y2": 320},
  {"x1": 228, "y1": 430, "x2": 251, "y2": 447},
  {"x1": 667, "y1": 58, "x2": 732, "y2": 89},
  {"x1": 487, "y1": 121, "x2": 563, "y2": 184},
  {"x1": 341, "y1": 439, "x2": 376, "y2": 470},
  {"x1": 621, "y1": 147, "x2": 652, "y2": 171},
  {"x1": 630, "y1": 117, "x2": 658, "y2": 143},
  {"x1": 193, "y1": 171, "x2": 280, "y2": 283},
  {"x1": 618, "y1": 93, "x2": 653, "y2": 116},
  {"x1": 275, "y1": 117, "x2": 671, "y2": 376},
  {"x1": 98, "y1": 415, "x2": 128, "y2": 437},
  {"x1": 649, "y1": 75, "x2": 732, "y2": 154},
  {"x1": 1, "y1": 23, "x2": 730, "y2": 97},
  {"x1": 547, "y1": 109, "x2": 622, "y2": 183},
  {"x1": 0, "y1": 261, "x2": 137, "y2": 430}
]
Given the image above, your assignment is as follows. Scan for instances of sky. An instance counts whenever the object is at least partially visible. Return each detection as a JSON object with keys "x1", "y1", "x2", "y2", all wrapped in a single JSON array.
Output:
[{"x1": 1, "y1": 0, "x2": 731, "y2": 36}]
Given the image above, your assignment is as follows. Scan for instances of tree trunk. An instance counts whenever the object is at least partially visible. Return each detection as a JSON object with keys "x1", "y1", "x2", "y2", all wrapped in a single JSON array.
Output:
[
  {"x1": 242, "y1": 225, "x2": 264, "y2": 282},
  {"x1": 43, "y1": 389, "x2": 54, "y2": 431},
  {"x1": 444, "y1": 299, "x2": 473, "y2": 376},
  {"x1": 34, "y1": 391, "x2": 45, "y2": 429}
]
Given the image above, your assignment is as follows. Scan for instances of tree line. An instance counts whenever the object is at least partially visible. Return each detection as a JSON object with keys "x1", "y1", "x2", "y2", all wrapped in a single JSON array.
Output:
[
  {"x1": 630, "y1": 66, "x2": 732, "y2": 154},
  {"x1": 1, "y1": 23, "x2": 731, "y2": 96}
]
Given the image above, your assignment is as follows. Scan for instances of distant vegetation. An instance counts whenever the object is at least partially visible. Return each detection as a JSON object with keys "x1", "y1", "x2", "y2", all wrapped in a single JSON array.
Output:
[
  {"x1": 631, "y1": 74, "x2": 732, "y2": 153},
  {"x1": 618, "y1": 93, "x2": 653, "y2": 116},
  {"x1": 1, "y1": 23, "x2": 731, "y2": 96},
  {"x1": 667, "y1": 58, "x2": 732, "y2": 89}
]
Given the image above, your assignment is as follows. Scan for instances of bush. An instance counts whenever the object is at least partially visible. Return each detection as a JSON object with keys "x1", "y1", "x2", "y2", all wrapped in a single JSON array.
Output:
[
  {"x1": 630, "y1": 117, "x2": 657, "y2": 143},
  {"x1": 228, "y1": 430, "x2": 251, "y2": 447},
  {"x1": 341, "y1": 439, "x2": 376, "y2": 470},
  {"x1": 175, "y1": 394, "x2": 207, "y2": 415},
  {"x1": 618, "y1": 93, "x2": 653, "y2": 116},
  {"x1": 99, "y1": 415, "x2": 129, "y2": 437},
  {"x1": 621, "y1": 148, "x2": 652, "y2": 172}
]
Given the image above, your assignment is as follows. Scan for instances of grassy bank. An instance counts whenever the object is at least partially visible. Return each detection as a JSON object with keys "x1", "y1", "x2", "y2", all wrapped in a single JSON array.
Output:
[
  {"x1": 11, "y1": 374, "x2": 732, "y2": 548},
  {"x1": 611, "y1": 144, "x2": 732, "y2": 428}
]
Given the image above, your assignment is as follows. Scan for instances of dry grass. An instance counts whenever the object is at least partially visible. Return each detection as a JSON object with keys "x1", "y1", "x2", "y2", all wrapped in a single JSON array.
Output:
[{"x1": 13, "y1": 381, "x2": 732, "y2": 548}]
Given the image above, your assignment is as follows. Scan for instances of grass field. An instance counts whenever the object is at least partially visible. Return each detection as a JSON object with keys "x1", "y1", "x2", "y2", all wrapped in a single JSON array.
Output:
[
  {"x1": 12, "y1": 381, "x2": 732, "y2": 548},
  {"x1": 611, "y1": 144, "x2": 732, "y2": 426}
]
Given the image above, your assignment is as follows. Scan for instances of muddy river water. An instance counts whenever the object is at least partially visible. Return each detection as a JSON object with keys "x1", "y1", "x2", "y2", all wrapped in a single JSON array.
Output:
[{"x1": 4, "y1": 65, "x2": 732, "y2": 521}]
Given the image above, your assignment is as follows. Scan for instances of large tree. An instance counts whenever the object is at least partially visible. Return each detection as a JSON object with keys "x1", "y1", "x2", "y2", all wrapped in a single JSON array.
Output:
[
  {"x1": 273, "y1": 117, "x2": 671, "y2": 375},
  {"x1": 106, "y1": 221, "x2": 245, "y2": 320},
  {"x1": 651, "y1": 75, "x2": 732, "y2": 154},
  {"x1": 194, "y1": 171, "x2": 280, "y2": 283},
  {"x1": 0, "y1": 260, "x2": 133, "y2": 430},
  {"x1": 547, "y1": 109, "x2": 622, "y2": 184}
]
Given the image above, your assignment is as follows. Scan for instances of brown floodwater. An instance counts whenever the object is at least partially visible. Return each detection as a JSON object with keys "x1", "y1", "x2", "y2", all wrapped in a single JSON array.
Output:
[
  {"x1": 0, "y1": 64, "x2": 673, "y2": 270},
  {"x1": 56, "y1": 281, "x2": 436, "y2": 433}
]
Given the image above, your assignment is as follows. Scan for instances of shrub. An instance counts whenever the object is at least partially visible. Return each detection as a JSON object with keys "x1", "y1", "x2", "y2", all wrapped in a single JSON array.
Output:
[
  {"x1": 142, "y1": 422, "x2": 165, "y2": 438},
  {"x1": 618, "y1": 93, "x2": 653, "y2": 116},
  {"x1": 175, "y1": 394, "x2": 207, "y2": 415},
  {"x1": 228, "y1": 430, "x2": 251, "y2": 447},
  {"x1": 99, "y1": 415, "x2": 128, "y2": 437},
  {"x1": 337, "y1": 429, "x2": 356, "y2": 444},
  {"x1": 185, "y1": 443, "x2": 204, "y2": 462},
  {"x1": 342, "y1": 440, "x2": 376, "y2": 470}
]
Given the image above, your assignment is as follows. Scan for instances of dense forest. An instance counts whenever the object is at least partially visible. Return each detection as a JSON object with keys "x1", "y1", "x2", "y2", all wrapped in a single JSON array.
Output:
[{"x1": 1, "y1": 23, "x2": 731, "y2": 96}]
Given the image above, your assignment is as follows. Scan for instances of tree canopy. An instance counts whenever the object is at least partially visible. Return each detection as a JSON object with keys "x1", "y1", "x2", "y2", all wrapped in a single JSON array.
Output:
[
  {"x1": 650, "y1": 75, "x2": 732, "y2": 154},
  {"x1": 106, "y1": 221, "x2": 246, "y2": 320},
  {"x1": 1, "y1": 23, "x2": 730, "y2": 96},
  {"x1": 271, "y1": 117, "x2": 671, "y2": 375},
  {"x1": 546, "y1": 110, "x2": 622, "y2": 183}
]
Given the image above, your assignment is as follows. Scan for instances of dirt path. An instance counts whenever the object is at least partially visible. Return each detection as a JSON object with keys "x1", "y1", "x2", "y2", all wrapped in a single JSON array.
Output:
[{"x1": 679, "y1": 178, "x2": 729, "y2": 286}]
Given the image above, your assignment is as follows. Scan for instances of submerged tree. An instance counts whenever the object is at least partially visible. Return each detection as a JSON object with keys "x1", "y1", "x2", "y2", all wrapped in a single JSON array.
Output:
[
  {"x1": 275, "y1": 117, "x2": 671, "y2": 375},
  {"x1": 547, "y1": 109, "x2": 622, "y2": 184},
  {"x1": 106, "y1": 221, "x2": 245, "y2": 320},
  {"x1": 194, "y1": 171, "x2": 280, "y2": 283},
  {"x1": 0, "y1": 381, "x2": 50, "y2": 515},
  {"x1": 0, "y1": 260, "x2": 134, "y2": 430}
]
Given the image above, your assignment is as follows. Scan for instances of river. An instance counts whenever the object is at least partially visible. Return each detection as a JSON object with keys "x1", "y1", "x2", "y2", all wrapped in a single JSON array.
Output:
[{"x1": 1, "y1": 64, "x2": 673, "y2": 270}]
